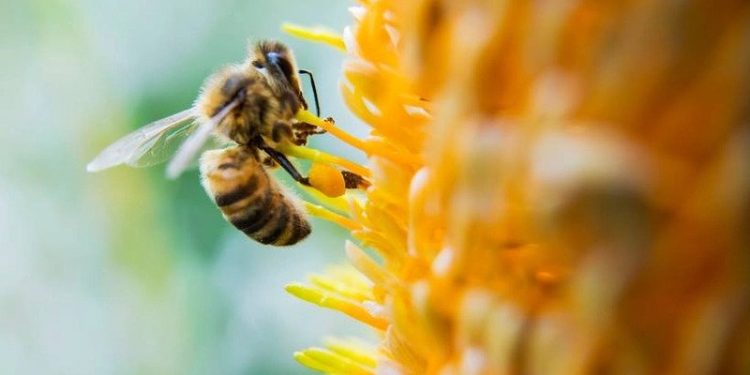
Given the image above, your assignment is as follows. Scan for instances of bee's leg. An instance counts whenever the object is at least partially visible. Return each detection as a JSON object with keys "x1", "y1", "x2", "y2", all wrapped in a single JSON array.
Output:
[
  {"x1": 261, "y1": 156, "x2": 277, "y2": 168},
  {"x1": 292, "y1": 122, "x2": 327, "y2": 134},
  {"x1": 292, "y1": 119, "x2": 330, "y2": 145},
  {"x1": 258, "y1": 143, "x2": 311, "y2": 186},
  {"x1": 271, "y1": 121, "x2": 295, "y2": 144},
  {"x1": 274, "y1": 119, "x2": 320, "y2": 146}
]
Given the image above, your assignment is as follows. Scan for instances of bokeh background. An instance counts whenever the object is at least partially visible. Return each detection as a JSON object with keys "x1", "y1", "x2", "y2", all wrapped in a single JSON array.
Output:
[{"x1": 0, "y1": 0, "x2": 372, "y2": 373}]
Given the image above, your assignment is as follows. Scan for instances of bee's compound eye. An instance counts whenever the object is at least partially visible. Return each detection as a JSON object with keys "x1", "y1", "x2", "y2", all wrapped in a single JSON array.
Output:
[{"x1": 252, "y1": 60, "x2": 264, "y2": 69}]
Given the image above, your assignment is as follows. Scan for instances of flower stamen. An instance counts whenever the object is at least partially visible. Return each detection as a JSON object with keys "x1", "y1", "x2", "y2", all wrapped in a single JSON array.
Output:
[
  {"x1": 282, "y1": 23, "x2": 346, "y2": 51},
  {"x1": 281, "y1": 141, "x2": 370, "y2": 178},
  {"x1": 293, "y1": 347, "x2": 373, "y2": 375},
  {"x1": 303, "y1": 202, "x2": 360, "y2": 231},
  {"x1": 323, "y1": 337, "x2": 378, "y2": 369},
  {"x1": 285, "y1": 282, "x2": 388, "y2": 330},
  {"x1": 301, "y1": 185, "x2": 352, "y2": 214}
]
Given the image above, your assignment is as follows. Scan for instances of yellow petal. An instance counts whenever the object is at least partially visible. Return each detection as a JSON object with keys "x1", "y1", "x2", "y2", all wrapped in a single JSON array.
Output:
[
  {"x1": 282, "y1": 23, "x2": 346, "y2": 51},
  {"x1": 285, "y1": 283, "x2": 388, "y2": 330}
]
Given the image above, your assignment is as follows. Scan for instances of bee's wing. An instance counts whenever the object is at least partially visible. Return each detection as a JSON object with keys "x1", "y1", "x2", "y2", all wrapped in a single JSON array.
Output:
[
  {"x1": 165, "y1": 99, "x2": 241, "y2": 179},
  {"x1": 87, "y1": 108, "x2": 197, "y2": 172}
]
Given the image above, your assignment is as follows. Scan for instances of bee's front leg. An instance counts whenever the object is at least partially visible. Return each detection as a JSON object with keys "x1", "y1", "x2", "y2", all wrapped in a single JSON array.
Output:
[{"x1": 292, "y1": 117, "x2": 333, "y2": 145}]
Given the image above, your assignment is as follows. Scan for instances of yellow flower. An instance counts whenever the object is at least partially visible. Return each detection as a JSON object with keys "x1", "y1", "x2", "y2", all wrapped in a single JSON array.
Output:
[{"x1": 286, "y1": 0, "x2": 750, "y2": 374}]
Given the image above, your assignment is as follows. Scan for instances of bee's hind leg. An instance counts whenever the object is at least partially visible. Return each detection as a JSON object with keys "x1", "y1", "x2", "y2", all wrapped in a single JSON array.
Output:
[
  {"x1": 261, "y1": 155, "x2": 277, "y2": 168},
  {"x1": 258, "y1": 142, "x2": 311, "y2": 186}
]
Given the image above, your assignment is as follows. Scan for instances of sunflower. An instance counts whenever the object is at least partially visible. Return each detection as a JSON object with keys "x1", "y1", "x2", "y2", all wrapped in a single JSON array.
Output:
[{"x1": 285, "y1": 0, "x2": 750, "y2": 373}]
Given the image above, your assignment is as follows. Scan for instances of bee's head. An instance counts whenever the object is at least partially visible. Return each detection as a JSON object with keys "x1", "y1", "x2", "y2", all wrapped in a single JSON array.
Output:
[{"x1": 250, "y1": 41, "x2": 304, "y2": 99}]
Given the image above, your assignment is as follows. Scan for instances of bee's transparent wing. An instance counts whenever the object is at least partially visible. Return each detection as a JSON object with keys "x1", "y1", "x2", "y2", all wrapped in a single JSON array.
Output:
[
  {"x1": 87, "y1": 108, "x2": 197, "y2": 172},
  {"x1": 166, "y1": 99, "x2": 241, "y2": 179}
]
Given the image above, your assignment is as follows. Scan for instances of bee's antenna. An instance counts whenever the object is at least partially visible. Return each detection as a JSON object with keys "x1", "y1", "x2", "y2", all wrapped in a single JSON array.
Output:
[{"x1": 299, "y1": 69, "x2": 320, "y2": 116}]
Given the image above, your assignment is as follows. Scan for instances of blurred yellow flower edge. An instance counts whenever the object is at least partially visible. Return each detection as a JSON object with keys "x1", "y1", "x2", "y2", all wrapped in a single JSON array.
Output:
[{"x1": 285, "y1": 1, "x2": 750, "y2": 374}]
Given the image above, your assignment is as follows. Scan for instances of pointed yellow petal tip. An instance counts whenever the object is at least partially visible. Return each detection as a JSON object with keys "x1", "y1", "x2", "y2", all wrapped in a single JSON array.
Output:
[
  {"x1": 285, "y1": 283, "x2": 320, "y2": 303},
  {"x1": 282, "y1": 23, "x2": 346, "y2": 51},
  {"x1": 281, "y1": 141, "x2": 371, "y2": 178},
  {"x1": 293, "y1": 350, "x2": 332, "y2": 373},
  {"x1": 294, "y1": 110, "x2": 374, "y2": 164},
  {"x1": 303, "y1": 202, "x2": 360, "y2": 230},
  {"x1": 295, "y1": 347, "x2": 375, "y2": 375},
  {"x1": 323, "y1": 337, "x2": 378, "y2": 368},
  {"x1": 286, "y1": 280, "x2": 388, "y2": 330},
  {"x1": 309, "y1": 163, "x2": 346, "y2": 197}
]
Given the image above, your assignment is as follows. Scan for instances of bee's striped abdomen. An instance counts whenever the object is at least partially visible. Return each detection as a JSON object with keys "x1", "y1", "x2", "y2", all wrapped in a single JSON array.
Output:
[{"x1": 200, "y1": 147, "x2": 311, "y2": 246}]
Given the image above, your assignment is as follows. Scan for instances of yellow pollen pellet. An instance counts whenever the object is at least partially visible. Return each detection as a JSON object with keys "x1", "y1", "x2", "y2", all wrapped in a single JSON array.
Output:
[{"x1": 309, "y1": 163, "x2": 346, "y2": 198}]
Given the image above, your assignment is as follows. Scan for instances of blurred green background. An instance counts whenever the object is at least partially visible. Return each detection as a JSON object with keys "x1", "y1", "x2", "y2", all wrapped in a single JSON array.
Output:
[{"x1": 0, "y1": 0, "x2": 371, "y2": 374}]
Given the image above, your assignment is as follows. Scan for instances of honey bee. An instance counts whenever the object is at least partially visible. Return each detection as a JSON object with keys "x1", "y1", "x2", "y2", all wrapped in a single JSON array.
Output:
[{"x1": 87, "y1": 40, "x2": 364, "y2": 246}]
